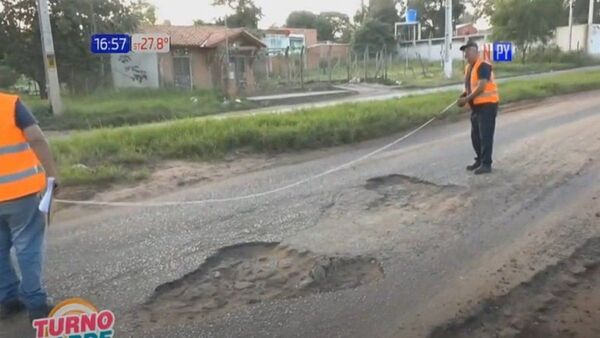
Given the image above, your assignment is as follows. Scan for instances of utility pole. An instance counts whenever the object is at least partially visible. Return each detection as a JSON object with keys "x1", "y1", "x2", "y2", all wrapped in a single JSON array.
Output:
[
  {"x1": 569, "y1": 0, "x2": 574, "y2": 51},
  {"x1": 224, "y1": 12, "x2": 231, "y2": 98},
  {"x1": 37, "y1": 0, "x2": 63, "y2": 115},
  {"x1": 589, "y1": 0, "x2": 595, "y2": 52},
  {"x1": 443, "y1": 0, "x2": 453, "y2": 79}
]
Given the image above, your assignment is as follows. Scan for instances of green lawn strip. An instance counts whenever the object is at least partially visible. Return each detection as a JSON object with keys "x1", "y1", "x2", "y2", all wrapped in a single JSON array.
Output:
[
  {"x1": 23, "y1": 89, "x2": 254, "y2": 131},
  {"x1": 52, "y1": 70, "x2": 600, "y2": 187}
]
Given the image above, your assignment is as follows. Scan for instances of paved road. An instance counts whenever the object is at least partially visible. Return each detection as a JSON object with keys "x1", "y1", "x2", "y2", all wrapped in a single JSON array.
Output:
[{"x1": 4, "y1": 91, "x2": 600, "y2": 337}]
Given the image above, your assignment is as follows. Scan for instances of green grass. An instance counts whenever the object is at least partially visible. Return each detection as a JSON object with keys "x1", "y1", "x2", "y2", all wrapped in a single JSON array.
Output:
[
  {"x1": 51, "y1": 69, "x2": 600, "y2": 188},
  {"x1": 21, "y1": 89, "x2": 255, "y2": 131},
  {"x1": 21, "y1": 60, "x2": 596, "y2": 132}
]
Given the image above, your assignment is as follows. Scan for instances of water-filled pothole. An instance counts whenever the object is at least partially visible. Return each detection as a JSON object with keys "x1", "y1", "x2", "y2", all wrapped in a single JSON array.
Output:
[{"x1": 136, "y1": 242, "x2": 384, "y2": 324}]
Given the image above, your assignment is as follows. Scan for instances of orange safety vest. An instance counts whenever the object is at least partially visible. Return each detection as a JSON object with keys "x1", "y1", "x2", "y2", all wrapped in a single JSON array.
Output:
[
  {"x1": 0, "y1": 93, "x2": 46, "y2": 202},
  {"x1": 464, "y1": 58, "x2": 500, "y2": 105}
]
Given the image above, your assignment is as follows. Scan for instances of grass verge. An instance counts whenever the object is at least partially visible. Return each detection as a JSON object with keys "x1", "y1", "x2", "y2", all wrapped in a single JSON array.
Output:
[
  {"x1": 23, "y1": 89, "x2": 255, "y2": 131},
  {"x1": 52, "y1": 70, "x2": 600, "y2": 187}
]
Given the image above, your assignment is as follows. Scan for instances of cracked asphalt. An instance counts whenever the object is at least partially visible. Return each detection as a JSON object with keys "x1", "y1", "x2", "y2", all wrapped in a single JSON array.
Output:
[{"x1": 2, "y1": 90, "x2": 600, "y2": 338}]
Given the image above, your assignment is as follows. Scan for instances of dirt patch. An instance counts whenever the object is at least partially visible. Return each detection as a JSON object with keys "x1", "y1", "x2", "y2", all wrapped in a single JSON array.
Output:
[
  {"x1": 134, "y1": 242, "x2": 383, "y2": 326},
  {"x1": 54, "y1": 158, "x2": 272, "y2": 220},
  {"x1": 429, "y1": 237, "x2": 600, "y2": 338}
]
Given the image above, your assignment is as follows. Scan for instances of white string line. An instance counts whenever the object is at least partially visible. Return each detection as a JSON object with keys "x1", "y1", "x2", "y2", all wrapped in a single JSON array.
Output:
[{"x1": 55, "y1": 100, "x2": 457, "y2": 207}]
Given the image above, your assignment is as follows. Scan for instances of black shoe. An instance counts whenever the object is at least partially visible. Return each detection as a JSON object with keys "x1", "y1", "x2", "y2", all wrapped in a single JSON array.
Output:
[
  {"x1": 466, "y1": 161, "x2": 481, "y2": 171},
  {"x1": 0, "y1": 299, "x2": 25, "y2": 320},
  {"x1": 474, "y1": 165, "x2": 492, "y2": 175},
  {"x1": 28, "y1": 303, "x2": 53, "y2": 323}
]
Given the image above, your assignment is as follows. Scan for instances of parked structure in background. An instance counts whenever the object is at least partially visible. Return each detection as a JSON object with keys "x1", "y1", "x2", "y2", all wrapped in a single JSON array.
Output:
[
  {"x1": 263, "y1": 28, "x2": 316, "y2": 55},
  {"x1": 111, "y1": 24, "x2": 266, "y2": 97},
  {"x1": 258, "y1": 27, "x2": 350, "y2": 81},
  {"x1": 397, "y1": 34, "x2": 489, "y2": 62},
  {"x1": 555, "y1": 23, "x2": 600, "y2": 56},
  {"x1": 455, "y1": 23, "x2": 478, "y2": 36}
]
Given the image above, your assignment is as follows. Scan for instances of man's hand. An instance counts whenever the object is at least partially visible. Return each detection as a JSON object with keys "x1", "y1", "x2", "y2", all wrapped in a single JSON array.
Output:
[
  {"x1": 53, "y1": 179, "x2": 61, "y2": 196},
  {"x1": 457, "y1": 97, "x2": 468, "y2": 107}
]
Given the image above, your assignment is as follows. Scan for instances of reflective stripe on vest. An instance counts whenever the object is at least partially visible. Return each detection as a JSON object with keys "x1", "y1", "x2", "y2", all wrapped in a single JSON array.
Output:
[
  {"x1": 0, "y1": 165, "x2": 43, "y2": 184},
  {"x1": 0, "y1": 93, "x2": 46, "y2": 202},
  {"x1": 0, "y1": 142, "x2": 30, "y2": 155}
]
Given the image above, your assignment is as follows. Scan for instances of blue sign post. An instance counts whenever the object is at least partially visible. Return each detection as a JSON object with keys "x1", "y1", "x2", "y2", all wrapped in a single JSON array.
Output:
[{"x1": 493, "y1": 42, "x2": 513, "y2": 62}]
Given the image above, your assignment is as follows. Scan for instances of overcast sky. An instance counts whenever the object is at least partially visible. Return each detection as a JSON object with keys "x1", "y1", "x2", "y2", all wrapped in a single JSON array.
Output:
[{"x1": 148, "y1": 0, "x2": 364, "y2": 28}]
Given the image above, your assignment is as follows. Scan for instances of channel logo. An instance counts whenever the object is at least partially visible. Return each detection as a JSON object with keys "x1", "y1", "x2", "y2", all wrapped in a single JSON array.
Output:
[
  {"x1": 482, "y1": 42, "x2": 514, "y2": 62},
  {"x1": 32, "y1": 298, "x2": 115, "y2": 338}
]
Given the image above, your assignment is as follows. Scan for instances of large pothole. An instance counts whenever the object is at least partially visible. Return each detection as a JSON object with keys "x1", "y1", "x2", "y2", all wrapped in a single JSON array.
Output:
[
  {"x1": 428, "y1": 237, "x2": 600, "y2": 338},
  {"x1": 364, "y1": 174, "x2": 467, "y2": 211},
  {"x1": 135, "y1": 242, "x2": 384, "y2": 325}
]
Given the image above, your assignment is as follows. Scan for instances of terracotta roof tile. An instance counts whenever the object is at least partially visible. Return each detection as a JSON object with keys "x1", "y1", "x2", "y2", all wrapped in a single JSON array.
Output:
[{"x1": 139, "y1": 25, "x2": 265, "y2": 48}]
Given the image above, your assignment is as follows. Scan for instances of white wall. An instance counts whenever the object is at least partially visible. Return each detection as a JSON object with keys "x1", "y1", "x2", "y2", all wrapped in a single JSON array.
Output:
[
  {"x1": 111, "y1": 53, "x2": 160, "y2": 89},
  {"x1": 397, "y1": 35, "x2": 488, "y2": 62},
  {"x1": 588, "y1": 24, "x2": 600, "y2": 55},
  {"x1": 555, "y1": 24, "x2": 588, "y2": 52}
]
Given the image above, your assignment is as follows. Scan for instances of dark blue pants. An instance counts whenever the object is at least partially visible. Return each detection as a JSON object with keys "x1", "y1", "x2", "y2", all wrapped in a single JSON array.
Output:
[
  {"x1": 0, "y1": 195, "x2": 48, "y2": 311},
  {"x1": 470, "y1": 103, "x2": 498, "y2": 166}
]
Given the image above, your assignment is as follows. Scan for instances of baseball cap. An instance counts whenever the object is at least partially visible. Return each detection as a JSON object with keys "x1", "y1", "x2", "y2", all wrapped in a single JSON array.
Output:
[{"x1": 460, "y1": 41, "x2": 479, "y2": 51}]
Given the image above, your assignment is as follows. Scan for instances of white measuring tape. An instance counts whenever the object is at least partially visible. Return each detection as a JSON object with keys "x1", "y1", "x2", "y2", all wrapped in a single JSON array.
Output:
[{"x1": 55, "y1": 101, "x2": 457, "y2": 207}]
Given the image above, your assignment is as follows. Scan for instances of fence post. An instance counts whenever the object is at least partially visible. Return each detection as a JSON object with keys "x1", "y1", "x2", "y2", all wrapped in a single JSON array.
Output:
[
  {"x1": 374, "y1": 50, "x2": 380, "y2": 79},
  {"x1": 364, "y1": 44, "x2": 369, "y2": 82},
  {"x1": 327, "y1": 45, "x2": 333, "y2": 83},
  {"x1": 347, "y1": 48, "x2": 351, "y2": 83},
  {"x1": 300, "y1": 47, "x2": 305, "y2": 90},
  {"x1": 285, "y1": 46, "x2": 290, "y2": 85},
  {"x1": 384, "y1": 46, "x2": 389, "y2": 81}
]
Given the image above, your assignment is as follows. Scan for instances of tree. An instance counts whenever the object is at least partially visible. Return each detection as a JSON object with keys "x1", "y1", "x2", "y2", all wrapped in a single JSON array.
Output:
[
  {"x1": 353, "y1": 19, "x2": 396, "y2": 53},
  {"x1": 132, "y1": 0, "x2": 157, "y2": 25},
  {"x1": 400, "y1": 0, "x2": 466, "y2": 38},
  {"x1": 0, "y1": 0, "x2": 145, "y2": 97},
  {"x1": 464, "y1": 0, "x2": 492, "y2": 22},
  {"x1": 286, "y1": 11, "x2": 318, "y2": 28},
  {"x1": 315, "y1": 15, "x2": 335, "y2": 41},
  {"x1": 320, "y1": 12, "x2": 352, "y2": 42},
  {"x1": 368, "y1": 0, "x2": 401, "y2": 26},
  {"x1": 212, "y1": 0, "x2": 263, "y2": 29},
  {"x1": 285, "y1": 11, "x2": 351, "y2": 42},
  {"x1": 354, "y1": 2, "x2": 369, "y2": 24},
  {"x1": 0, "y1": 64, "x2": 19, "y2": 89},
  {"x1": 491, "y1": 0, "x2": 564, "y2": 62},
  {"x1": 350, "y1": 0, "x2": 398, "y2": 52}
]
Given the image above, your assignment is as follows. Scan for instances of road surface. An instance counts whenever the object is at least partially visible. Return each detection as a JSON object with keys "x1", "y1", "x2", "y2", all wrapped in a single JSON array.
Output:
[{"x1": 3, "y1": 91, "x2": 600, "y2": 337}]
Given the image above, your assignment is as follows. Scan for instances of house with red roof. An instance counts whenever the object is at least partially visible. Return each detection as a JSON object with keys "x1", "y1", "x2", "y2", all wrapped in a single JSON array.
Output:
[{"x1": 111, "y1": 24, "x2": 266, "y2": 96}]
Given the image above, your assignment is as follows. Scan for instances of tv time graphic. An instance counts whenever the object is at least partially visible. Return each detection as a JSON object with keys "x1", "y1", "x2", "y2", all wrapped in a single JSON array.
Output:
[{"x1": 91, "y1": 33, "x2": 170, "y2": 54}]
